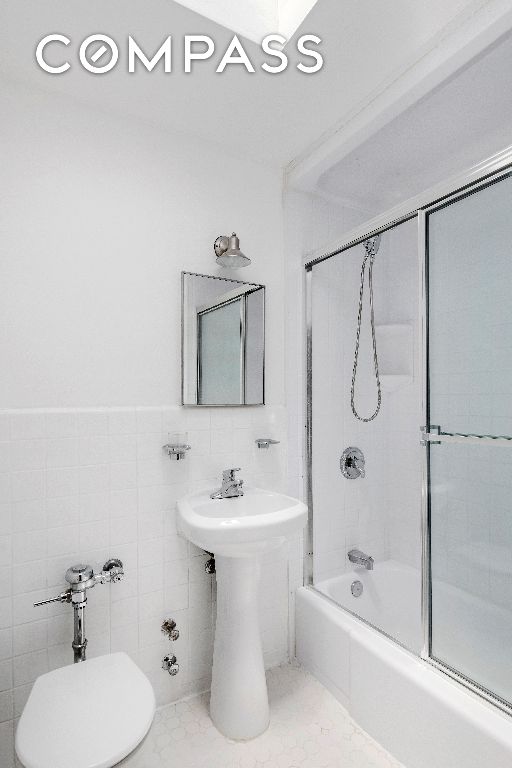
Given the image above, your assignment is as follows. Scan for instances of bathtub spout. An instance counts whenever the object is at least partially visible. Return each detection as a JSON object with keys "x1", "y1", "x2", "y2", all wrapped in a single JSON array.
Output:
[{"x1": 348, "y1": 549, "x2": 374, "y2": 570}]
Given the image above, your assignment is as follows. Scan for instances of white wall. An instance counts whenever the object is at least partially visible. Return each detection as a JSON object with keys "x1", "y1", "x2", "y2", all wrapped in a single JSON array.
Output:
[
  {"x1": 0, "y1": 82, "x2": 302, "y2": 767},
  {"x1": 0, "y1": 80, "x2": 284, "y2": 409}
]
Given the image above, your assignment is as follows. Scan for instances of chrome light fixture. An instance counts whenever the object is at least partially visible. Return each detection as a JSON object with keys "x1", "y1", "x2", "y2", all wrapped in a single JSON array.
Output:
[{"x1": 214, "y1": 232, "x2": 251, "y2": 268}]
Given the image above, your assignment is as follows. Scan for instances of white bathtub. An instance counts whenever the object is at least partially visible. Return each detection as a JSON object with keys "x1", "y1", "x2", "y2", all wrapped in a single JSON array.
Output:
[
  {"x1": 316, "y1": 559, "x2": 422, "y2": 652},
  {"x1": 296, "y1": 578, "x2": 512, "y2": 768}
]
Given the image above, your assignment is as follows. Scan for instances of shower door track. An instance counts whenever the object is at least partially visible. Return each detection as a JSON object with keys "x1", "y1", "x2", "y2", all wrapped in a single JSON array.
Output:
[{"x1": 304, "y1": 145, "x2": 512, "y2": 718}]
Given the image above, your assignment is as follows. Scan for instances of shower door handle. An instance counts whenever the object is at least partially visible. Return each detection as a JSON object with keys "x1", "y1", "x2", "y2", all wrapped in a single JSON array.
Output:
[{"x1": 420, "y1": 426, "x2": 441, "y2": 445}]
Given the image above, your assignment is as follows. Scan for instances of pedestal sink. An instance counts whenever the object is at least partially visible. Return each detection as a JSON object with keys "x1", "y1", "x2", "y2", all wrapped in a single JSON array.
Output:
[{"x1": 177, "y1": 485, "x2": 307, "y2": 740}]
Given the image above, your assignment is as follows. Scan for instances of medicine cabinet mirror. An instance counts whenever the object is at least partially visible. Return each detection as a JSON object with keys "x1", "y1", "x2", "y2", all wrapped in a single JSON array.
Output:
[{"x1": 181, "y1": 271, "x2": 265, "y2": 406}]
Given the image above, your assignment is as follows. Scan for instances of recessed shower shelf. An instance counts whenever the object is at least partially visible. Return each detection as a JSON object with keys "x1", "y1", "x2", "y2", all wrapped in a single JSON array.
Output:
[{"x1": 375, "y1": 323, "x2": 414, "y2": 390}]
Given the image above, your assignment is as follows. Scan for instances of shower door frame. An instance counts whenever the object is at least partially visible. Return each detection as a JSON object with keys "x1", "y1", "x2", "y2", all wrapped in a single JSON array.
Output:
[{"x1": 304, "y1": 144, "x2": 512, "y2": 716}]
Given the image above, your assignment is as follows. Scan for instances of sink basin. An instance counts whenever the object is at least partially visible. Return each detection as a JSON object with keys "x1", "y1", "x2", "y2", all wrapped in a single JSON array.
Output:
[
  {"x1": 177, "y1": 484, "x2": 307, "y2": 741},
  {"x1": 177, "y1": 486, "x2": 307, "y2": 557}
]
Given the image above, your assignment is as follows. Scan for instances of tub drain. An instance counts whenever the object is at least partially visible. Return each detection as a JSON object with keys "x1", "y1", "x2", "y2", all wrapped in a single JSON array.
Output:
[{"x1": 351, "y1": 580, "x2": 363, "y2": 597}]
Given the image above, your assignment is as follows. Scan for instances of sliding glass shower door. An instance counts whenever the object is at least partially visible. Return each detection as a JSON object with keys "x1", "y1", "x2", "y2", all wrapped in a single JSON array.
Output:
[{"x1": 426, "y1": 171, "x2": 512, "y2": 707}]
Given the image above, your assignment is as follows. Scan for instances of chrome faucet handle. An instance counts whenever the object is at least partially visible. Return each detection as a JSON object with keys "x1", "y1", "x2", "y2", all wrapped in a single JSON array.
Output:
[
  {"x1": 222, "y1": 468, "x2": 241, "y2": 481},
  {"x1": 34, "y1": 590, "x2": 71, "y2": 607}
]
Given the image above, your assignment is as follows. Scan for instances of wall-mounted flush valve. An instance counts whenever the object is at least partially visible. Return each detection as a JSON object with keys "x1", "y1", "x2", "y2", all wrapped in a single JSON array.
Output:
[
  {"x1": 162, "y1": 654, "x2": 179, "y2": 676},
  {"x1": 33, "y1": 558, "x2": 124, "y2": 663},
  {"x1": 161, "y1": 619, "x2": 180, "y2": 641},
  {"x1": 340, "y1": 447, "x2": 366, "y2": 479}
]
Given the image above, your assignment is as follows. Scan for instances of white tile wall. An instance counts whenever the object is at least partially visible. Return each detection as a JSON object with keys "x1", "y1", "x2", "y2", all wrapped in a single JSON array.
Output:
[{"x1": 0, "y1": 405, "x2": 301, "y2": 768}]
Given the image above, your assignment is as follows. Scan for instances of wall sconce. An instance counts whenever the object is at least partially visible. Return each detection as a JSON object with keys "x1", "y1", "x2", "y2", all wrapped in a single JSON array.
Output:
[{"x1": 214, "y1": 232, "x2": 251, "y2": 268}]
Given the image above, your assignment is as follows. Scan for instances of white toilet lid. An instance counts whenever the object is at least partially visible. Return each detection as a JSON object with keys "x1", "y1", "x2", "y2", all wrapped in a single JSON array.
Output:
[{"x1": 16, "y1": 652, "x2": 155, "y2": 768}]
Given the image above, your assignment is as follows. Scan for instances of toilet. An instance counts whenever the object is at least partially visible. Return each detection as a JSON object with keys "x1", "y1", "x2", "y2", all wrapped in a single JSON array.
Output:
[{"x1": 15, "y1": 653, "x2": 155, "y2": 768}]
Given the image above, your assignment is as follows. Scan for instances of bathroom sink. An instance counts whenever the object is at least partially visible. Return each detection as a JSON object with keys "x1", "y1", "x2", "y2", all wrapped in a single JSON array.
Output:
[
  {"x1": 177, "y1": 486, "x2": 307, "y2": 557},
  {"x1": 177, "y1": 484, "x2": 307, "y2": 741}
]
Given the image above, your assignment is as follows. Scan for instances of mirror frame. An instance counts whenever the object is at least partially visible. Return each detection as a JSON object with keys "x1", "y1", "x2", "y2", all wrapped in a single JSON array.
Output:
[{"x1": 181, "y1": 271, "x2": 266, "y2": 407}]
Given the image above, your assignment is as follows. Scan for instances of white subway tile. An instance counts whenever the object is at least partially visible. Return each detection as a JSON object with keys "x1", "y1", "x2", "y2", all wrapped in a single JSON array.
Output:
[
  {"x1": 109, "y1": 434, "x2": 137, "y2": 463},
  {"x1": 11, "y1": 471, "x2": 44, "y2": 502},
  {"x1": 79, "y1": 492, "x2": 109, "y2": 523},
  {"x1": 110, "y1": 489, "x2": 137, "y2": 518},
  {"x1": 0, "y1": 689, "x2": 13, "y2": 723},
  {"x1": 0, "y1": 720, "x2": 14, "y2": 768},
  {"x1": 0, "y1": 415, "x2": 10, "y2": 442},
  {"x1": 138, "y1": 511, "x2": 164, "y2": 542},
  {"x1": 10, "y1": 413, "x2": 45, "y2": 441},
  {"x1": 108, "y1": 410, "x2": 136, "y2": 435},
  {"x1": 138, "y1": 563, "x2": 163, "y2": 595},
  {"x1": 13, "y1": 649, "x2": 48, "y2": 686},
  {"x1": 10, "y1": 440, "x2": 45, "y2": 472},
  {"x1": 0, "y1": 629, "x2": 12, "y2": 660},
  {"x1": 136, "y1": 409, "x2": 162, "y2": 434},
  {"x1": 0, "y1": 444, "x2": 9, "y2": 474},
  {"x1": 79, "y1": 464, "x2": 109, "y2": 494},
  {"x1": 164, "y1": 583, "x2": 189, "y2": 613},
  {"x1": 110, "y1": 515, "x2": 137, "y2": 546},
  {"x1": 0, "y1": 660, "x2": 13, "y2": 693},
  {"x1": 46, "y1": 496, "x2": 79, "y2": 528},
  {"x1": 0, "y1": 535, "x2": 12, "y2": 567},
  {"x1": 45, "y1": 412, "x2": 77, "y2": 439},
  {"x1": 12, "y1": 560, "x2": 46, "y2": 596},
  {"x1": 77, "y1": 436, "x2": 109, "y2": 466},
  {"x1": 0, "y1": 475, "x2": 10, "y2": 505},
  {"x1": 0, "y1": 568, "x2": 11, "y2": 599},
  {"x1": 13, "y1": 683, "x2": 32, "y2": 718},
  {"x1": 79, "y1": 520, "x2": 109, "y2": 552},
  {"x1": 138, "y1": 538, "x2": 164, "y2": 569},
  {"x1": 12, "y1": 500, "x2": 46, "y2": 533},
  {"x1": 0, "y1": 505, "x2": 11, "y2": 536},
  {"x1": 45, "y1": 438, "x2": 78, "y2": 468},
  {"x1": 164, "y1": 559, "x2": 188, "y2": 589},
  {"x1": 13, "y1": 620, "x2": 48, "y2": 657},
  {"x1": 46, "y1": 467, "x2": 79, "y2": 498},
  {"x1": 46, "y1": 525, "x2": 79, "y2": 558},
  {"x1": 12, "y1": 531, "x2": 45, "y2": 564},
  {"x1": 0, "y1": 599, "x2": 13, "y2": 630},
  {"x1": 77, "y1": 411, "x2": 108, "y2": 437},
  {"x1": 110, "y1": 462, "x2": 137, "y2": 491},
  {"x1": 138, "y1": 591, "x2": 164, "y2": 623}
]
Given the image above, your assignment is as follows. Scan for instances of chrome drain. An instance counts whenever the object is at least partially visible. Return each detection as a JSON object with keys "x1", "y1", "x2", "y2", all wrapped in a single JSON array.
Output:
[{"x1": 351, "y1": 580, "x2": 363, "y2": 597}]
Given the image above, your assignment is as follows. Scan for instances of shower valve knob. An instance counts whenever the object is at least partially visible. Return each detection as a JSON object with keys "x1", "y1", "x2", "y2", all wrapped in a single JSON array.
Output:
[{"x1": 340, "y1": 447, "x2": 366, "y2": 480}]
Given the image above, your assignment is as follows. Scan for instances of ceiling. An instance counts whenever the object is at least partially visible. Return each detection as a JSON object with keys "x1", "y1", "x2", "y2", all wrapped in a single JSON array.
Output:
[
  {"x1": 0, "y1": 0, "x2": 496, "y2": 168},
  {"x1": 318, "y1": 30, "x2": 512, "y2": 216}
]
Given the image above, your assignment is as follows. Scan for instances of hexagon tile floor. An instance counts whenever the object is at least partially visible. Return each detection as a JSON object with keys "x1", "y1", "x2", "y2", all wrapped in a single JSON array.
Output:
[{"x1": 119, "y1": 663, "x2": 405, "y2": 768}]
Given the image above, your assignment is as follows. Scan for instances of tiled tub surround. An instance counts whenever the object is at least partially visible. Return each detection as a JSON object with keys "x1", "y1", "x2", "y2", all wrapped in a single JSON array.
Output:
[{"x1": 0, "y1": 406, "x2": 300, "y2": 767}]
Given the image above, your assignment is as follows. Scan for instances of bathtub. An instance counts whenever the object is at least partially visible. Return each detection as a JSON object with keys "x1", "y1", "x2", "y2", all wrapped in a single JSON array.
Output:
[
  {"x1": 296, "y1": 565, "x2": 512, "y2": 768},
  {"x1": 316, "y1": 559, "x2": 422, "y2": 652}
]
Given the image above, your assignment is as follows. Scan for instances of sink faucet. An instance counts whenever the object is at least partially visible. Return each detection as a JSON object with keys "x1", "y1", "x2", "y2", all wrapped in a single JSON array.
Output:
[
  {"x1": 348, "y1": 548, "x2": 374, "y2": 570},
  {"x1": 210, "y1": 468, "x2": 244, "y2": 499}
]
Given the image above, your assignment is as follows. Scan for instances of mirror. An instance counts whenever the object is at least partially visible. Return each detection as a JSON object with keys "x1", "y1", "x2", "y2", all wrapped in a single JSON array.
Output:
[{"x1": 182, "y1": 272, "x2": 265, "y2": 406}]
